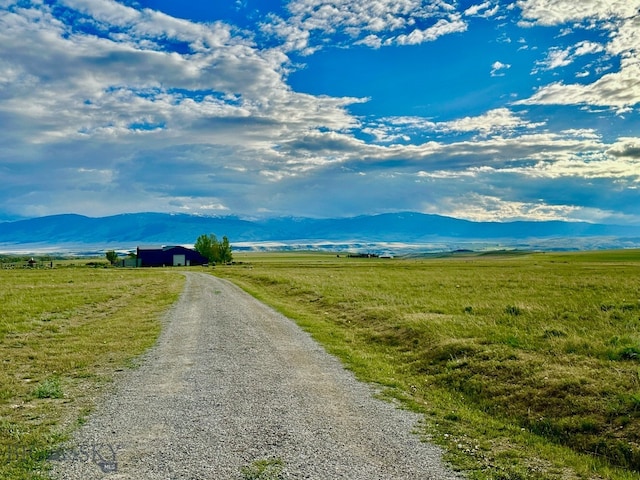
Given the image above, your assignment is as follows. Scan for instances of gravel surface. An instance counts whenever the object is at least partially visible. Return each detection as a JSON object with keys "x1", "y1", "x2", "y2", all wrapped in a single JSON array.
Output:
[{"x1": 51, "y1": 272, "x2": 464, "y2": 479}]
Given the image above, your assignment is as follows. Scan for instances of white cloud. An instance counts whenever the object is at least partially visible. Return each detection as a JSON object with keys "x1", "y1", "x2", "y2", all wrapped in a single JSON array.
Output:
[
  {"x1": 607, "y1": 137, "x2": 640, "y2": 158},
  {"x1": 516, "y1": 0, "x2": 640, "y2": 26},
  {"x1": 394, "y1": 16, "x2": 467, "y2": 45},
  {"x1": 0, "y1": 0, "x2": 378, "y2": 219},
  {"x1": 60, "y1": 0, "x2": 139, "y2": 26},
  {"x1": 464, "y1": 1, "x2": 499, "y2": 18},
  {"x1": 517, "y1": 63, "x2": 640, "y2": 113},
  {"x1": 534, "y1": 41, "x2": 605, "y2": 72},
  {"x1": 362, "y1": 126, "x2": 409, "y2": 143},
  {"x1": 517, "y1": 0, "x2": 640, "y2": 111},
  {"x1": 490, "y1": 60, "x2": 511, "y2": 76},
  {"x1": 0, "y1": 0, "x2": 368, "y2": 150},
  {"x1": 439, "y1": 108, "x2": 544, "y2": 134},
  {"x1": 538, "y1": 47, "x2": 572, "y2": 70},
  {"x1": 574, "y1": 40, "x2": 605, "y2": 57},
  {"x1": 409, "y1": 131, "x2": 640, "y2": 186},
  {"x1": 440, "y1": 193, "x2": 584, "y2": 222},
  {"x1": 175, "y1": 199, "x2": 230, "y2": 213},
  {"x1": 369, "y1": 108, "x2": 544, "y2": 143},
  {"x1": 263, "y1": 0, "x2": 469, "y2": 52},
  {"x1": 355, "y1": 34, "x2": 383, "y2": 48},
  {"x1": 432, "y1": 190, "x2": 640, "y2": 225}
]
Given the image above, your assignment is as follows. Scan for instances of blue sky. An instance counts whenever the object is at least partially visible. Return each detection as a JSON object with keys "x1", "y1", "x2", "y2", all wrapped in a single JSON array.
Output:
[{"x1": 1, "y1": 0, "x2": 639, "y2": 224}]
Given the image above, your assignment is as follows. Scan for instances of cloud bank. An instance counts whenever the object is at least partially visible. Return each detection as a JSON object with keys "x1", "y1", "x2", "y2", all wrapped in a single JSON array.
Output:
[{"x1": 0, "y1": 0, "x2": 639, "y2": 225}]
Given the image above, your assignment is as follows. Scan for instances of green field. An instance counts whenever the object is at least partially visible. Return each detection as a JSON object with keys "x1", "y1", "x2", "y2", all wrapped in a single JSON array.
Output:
[
  {"x1": 0, "y1": 266, "x2": 184, "y2": 479},
  {"x1": 214, "y1": 250, "x2": 640, "y2": 479},
  {"x1": 3, "y1": 251, "x2": 640, "y2": 479}
]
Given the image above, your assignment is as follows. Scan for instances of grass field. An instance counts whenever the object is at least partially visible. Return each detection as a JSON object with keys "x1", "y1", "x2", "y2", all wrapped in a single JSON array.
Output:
[
  {"x1": 214, "y1": 250, "x2": 640, "y2": 479},
  {"x1": 0, "y1": 266, "x2": 184, "y2": 479}
]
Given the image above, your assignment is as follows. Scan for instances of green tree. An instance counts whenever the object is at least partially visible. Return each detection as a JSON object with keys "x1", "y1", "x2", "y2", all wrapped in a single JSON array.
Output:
[
  {"x1": 220, "y1": 236, "x2": 233, "y2": 263},
  {"x1": 195, "y1": 234, "x2": 214, "y2": 263},
  {"x1": 105, "y1": 250, "x2": 118, "y2": 265},
  {"x1": 211, "y1": 234, "x2": 221, "y2": 263},
  {"x1": 194, "y1": 234, "x2": 233, "y2": 264}
]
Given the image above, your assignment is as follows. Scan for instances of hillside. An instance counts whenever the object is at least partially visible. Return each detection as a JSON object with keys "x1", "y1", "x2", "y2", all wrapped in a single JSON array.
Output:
[{"x1": 1, "y1": 212, "x2": 639, "y2": 253}]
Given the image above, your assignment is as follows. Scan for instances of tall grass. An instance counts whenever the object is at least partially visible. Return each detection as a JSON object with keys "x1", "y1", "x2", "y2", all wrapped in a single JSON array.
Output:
[
  {"x1": 215, "y1": 250, "x2": 640, "y2": 479},
  {"x1": 0, "y1": 267, "x2": 184, "y2": 479}
]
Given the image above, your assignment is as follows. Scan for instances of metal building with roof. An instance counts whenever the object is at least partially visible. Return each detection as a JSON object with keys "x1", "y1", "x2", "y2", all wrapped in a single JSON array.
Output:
[{"x1": 136, "y1": 246, "x2": 208, "y2": 267}]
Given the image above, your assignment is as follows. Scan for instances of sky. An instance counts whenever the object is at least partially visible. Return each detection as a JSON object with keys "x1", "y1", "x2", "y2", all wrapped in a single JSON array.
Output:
[{"x1": 1, "y1": 0, "x2": 639, "y2": 224}]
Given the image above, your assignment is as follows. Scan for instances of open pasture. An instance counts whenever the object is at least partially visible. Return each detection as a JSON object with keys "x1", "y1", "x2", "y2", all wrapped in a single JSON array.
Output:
[
  {"x1": 215, "y1": 250, "x2": 640, "y2": 479},
  {"x1": 0, "y1": 266, "x2": 184, "y2": 479}
]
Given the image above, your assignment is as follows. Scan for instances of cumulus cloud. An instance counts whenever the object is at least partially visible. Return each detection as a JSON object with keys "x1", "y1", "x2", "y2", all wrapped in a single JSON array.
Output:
[
  {"x1": 516, "y1": 0, "x2": 640, "y2": 26},
  {"x1": 0, "y1": 0, "x2": 373, "y2": 217},
  {"x1": 517, "y1": 0, "x2": 640, "y2": 111},
  {"x1": 537, "y1": 47, "x2": 573, "y2": 70},
  {"x1": 607, "y1": 138, "x2": 640, "y2": 158},
  {"x1": 440, "y1": 108, "x2": 545, "y2": 134},
  {"x1": 394, "y1": 16, "x2": 467, "y2": 45},
  {"x1": 262, "y1": 0, "x2": 470, "y2": 52},
  {"x1": 464, "y1": 2, "x2": 499, "y2": 18},
  {"x1": 431, "y1": 189, "x2": 639, "y2": 225},
  {"x1": 491, "y1": 60, "x2": 511, "y2": 76},
  {"x1": 376, "y1": 108, "x2": 542, "y2": 139},
  {"x1": 0, "y1": 0, "x2": 366, "y2": 148},
  {"x1": 517, "y1": 64, "x2": 640, "y2": 113},
  {"x1": 534, "y1": 41, "x2": 605, "y2": 72},
  {"x1": 439, "y1": 193, "x2": 584, "y2": 222}
]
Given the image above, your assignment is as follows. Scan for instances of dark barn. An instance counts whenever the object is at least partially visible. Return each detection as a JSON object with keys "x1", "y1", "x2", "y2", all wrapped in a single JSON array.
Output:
[{"x1": 136, "y1": 246, "x2": 208, "y2": 267}]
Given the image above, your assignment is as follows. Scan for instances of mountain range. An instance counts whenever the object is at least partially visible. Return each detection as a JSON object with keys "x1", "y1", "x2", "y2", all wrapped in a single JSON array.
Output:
[{"x1": 1, "y1": 212, "x2": 640, "y2": 254}]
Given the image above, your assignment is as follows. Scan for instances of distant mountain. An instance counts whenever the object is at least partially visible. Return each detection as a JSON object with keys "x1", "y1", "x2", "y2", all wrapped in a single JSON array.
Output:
[{"x1": 1, "y1": 212, "x2": 640, "y2": 253}]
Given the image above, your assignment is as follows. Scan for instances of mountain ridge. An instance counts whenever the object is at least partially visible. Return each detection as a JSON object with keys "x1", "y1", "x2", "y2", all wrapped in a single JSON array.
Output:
[{"x1": 1, "y1": 212, "x2": 640, "y2": 252}]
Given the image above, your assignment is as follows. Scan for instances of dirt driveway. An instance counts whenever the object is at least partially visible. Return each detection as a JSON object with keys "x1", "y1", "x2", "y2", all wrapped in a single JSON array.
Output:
[{"x1": 51, "y1": 272, "x2": 463, "y2": 479}]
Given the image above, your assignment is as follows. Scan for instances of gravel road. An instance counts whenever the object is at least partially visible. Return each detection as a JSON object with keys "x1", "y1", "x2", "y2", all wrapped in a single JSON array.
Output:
[{"x1": 51, "y1": 272, "x2": 464, "y2": 479}]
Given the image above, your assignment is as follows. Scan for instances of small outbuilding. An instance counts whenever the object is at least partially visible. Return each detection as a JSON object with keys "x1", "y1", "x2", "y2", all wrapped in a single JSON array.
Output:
[{"x1": 136, "y1": 246, "x2": 208, "y2": 267}]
